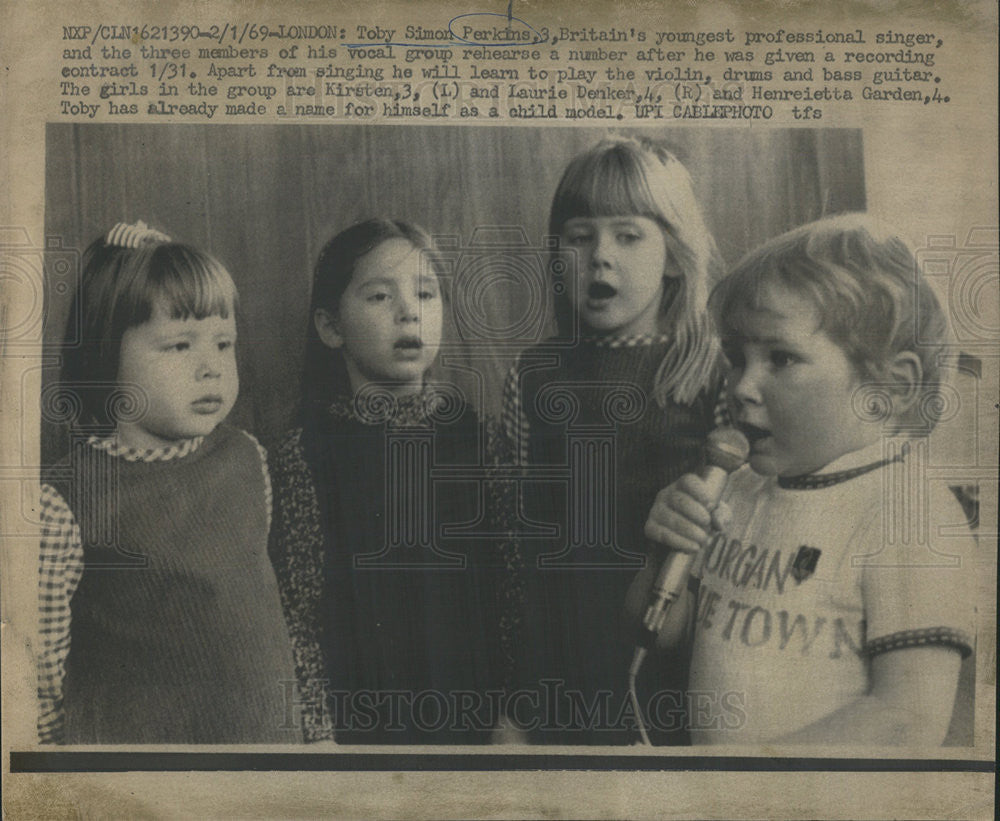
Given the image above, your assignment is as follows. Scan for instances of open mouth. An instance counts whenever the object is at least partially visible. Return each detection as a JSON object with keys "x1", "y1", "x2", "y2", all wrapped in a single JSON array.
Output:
[
  {"x1": 587, "y1": 282, "x2": 618, "y2": 302},
  {"x1": 736, "y1": 421, "x2": 771, "y2": 445},
  {"x1": 394, "y1": 336, "x2": 423, "y2": 351},
  {"x1": 191, "y1": 395, "x2": 223, "y2": 414}
]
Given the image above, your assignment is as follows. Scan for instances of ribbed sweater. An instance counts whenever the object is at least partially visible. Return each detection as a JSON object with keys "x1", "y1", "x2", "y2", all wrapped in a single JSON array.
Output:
[{"x1": 509, "y1": 338, "x2": 718, "y2": 744}]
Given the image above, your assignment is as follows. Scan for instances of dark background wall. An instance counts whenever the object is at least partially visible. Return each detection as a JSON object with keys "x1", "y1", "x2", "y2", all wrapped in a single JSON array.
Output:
[{"x1": 43, "y1": 124, "x2": 865, "y2": 454}]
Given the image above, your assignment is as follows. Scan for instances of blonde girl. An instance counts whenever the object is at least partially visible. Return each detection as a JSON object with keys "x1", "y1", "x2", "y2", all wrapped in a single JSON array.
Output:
[{"x1": 502, "y1": 138, "x2": 724, "y2": 744}]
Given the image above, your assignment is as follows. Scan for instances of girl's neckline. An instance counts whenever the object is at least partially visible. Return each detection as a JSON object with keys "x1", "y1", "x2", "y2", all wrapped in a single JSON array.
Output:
[
  {"x1": 87, "y1": 434, "x2": 205, "y2": 462},
  {"x1": 580, "y1": 332, "x2": 673, "y2": 348}
]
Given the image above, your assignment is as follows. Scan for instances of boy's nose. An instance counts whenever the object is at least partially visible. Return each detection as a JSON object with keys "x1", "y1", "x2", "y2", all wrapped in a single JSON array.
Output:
[{"x1": 729, "y1": 366, "x2": 763, "y2": 406}]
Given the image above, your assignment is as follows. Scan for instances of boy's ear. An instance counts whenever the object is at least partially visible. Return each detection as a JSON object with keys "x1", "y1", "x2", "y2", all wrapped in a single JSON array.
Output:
[
  {"x1": 314, "y1": 308, "x2": 343, "y2": 349},
  {"x1": 887, "y1": 351, "x2": 923, "y2": 414}
]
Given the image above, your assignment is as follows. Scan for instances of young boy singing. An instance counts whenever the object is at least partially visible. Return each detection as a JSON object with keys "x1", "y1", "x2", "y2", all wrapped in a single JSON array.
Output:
[{"x1": 634, "y1": 214, "x2": 976, "y2": 746}]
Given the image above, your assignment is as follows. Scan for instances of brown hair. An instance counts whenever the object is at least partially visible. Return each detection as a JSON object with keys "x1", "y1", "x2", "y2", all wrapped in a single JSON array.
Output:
[{"x1": 61, "y1": 230, "x2": 236, "y2": 429}]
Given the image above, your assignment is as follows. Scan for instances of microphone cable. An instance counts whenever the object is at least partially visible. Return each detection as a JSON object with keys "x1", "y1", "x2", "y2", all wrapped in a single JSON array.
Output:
[{"x1": 628, "y1": 644, "x2": 652, "y2": 745}]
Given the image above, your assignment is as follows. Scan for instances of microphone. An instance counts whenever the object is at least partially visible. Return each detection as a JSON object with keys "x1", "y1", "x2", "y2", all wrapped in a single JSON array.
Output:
[
  {"x1": 626, "y1": 427, "x2": 749, "y2": 744},
  {"x1": 639, "y1": 426, "x2": 750, "y2": 645}
]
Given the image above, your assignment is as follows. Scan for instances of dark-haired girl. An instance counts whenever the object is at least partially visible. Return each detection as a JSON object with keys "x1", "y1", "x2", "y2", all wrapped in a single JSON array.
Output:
[{"x1": 269, "y1": 219, "x2": 512, "y2": 744}]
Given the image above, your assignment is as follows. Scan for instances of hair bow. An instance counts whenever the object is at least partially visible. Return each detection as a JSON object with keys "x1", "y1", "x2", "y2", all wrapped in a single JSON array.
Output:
[{"x1": 105, "y1": 220, "x2": 171, "y2": 249}]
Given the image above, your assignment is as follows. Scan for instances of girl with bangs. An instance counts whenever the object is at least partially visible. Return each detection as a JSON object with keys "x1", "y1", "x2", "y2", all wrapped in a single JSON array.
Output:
[
  {"x1": 37, "y1": 221, "x2": 298, "y2": 744},
  {"x1": 502, "y1": 137, "x2": 724, "y2": 744}
]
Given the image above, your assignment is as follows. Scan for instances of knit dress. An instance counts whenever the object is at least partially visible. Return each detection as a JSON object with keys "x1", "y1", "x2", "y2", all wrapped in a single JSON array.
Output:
[
  {"x1": 503, "y1": 336, "x2": 719, "y2": 744},
  {"x1": 42, "y1": 424, "x2": 299, "y2": 744},
  {"x1": 269, "y1": 389, "x2": 516, "y2": 744}
]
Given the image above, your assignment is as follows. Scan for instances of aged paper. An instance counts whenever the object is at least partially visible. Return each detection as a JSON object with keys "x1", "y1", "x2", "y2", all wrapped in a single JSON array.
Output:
[{"x1": 2, "y1": 0, "x2": 996, "y2": 817}]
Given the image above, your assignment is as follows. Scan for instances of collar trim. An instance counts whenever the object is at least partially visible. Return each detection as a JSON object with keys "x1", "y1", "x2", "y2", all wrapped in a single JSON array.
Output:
[
  {"x1": 86, "y1": 435, "x2": 205, "y2": 462},
  {"x1": 778, "y1": 444, "x2": 909, "y2": 490},
  {"x1": 583, "y1": 333, "x2": 672, "y2": 348}
]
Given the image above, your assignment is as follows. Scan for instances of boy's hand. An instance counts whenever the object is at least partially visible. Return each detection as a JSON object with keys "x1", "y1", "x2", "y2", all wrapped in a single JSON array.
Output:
[
  {"x1": 627, "y1": 471, "x2": 724, "y2": 651},
  {"x1": 644, "y1": 473, "x2": 722, "y2": 557}
]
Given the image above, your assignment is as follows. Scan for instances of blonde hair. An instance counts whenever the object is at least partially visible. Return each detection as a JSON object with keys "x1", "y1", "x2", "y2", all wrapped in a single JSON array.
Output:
[
  {"x1": 711, "y1": 213, "x2": 951, "y2": 428},
  {"x1": 549, "y1": 136, "x2": 723, "y2": 406}
]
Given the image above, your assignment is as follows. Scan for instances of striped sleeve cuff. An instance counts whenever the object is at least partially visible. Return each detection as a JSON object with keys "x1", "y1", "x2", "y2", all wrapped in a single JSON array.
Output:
[{"x1": 865, "y1": 627, "x2": 974, "y2": 659}]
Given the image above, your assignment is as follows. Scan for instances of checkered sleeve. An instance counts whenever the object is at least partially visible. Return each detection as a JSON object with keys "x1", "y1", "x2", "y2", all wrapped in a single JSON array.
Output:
[
  {"x1": 501, "y1": 361, "x2": 529, "y2": 466},
  {"x1": 242, "y1": 430, "x2": 273, "y2": 534},
  {"x1": 712, "y1": 374, "x2": 730, "y2": 429},
  {"x1": 37, "y1": 483, "x2": 84, "y2": 744}
]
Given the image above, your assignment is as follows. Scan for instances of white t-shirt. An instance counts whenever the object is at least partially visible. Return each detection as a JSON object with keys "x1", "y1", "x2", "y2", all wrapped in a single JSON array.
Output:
[{"x1": 688, "y1": 438, "x2": 976, "y2": 744}]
